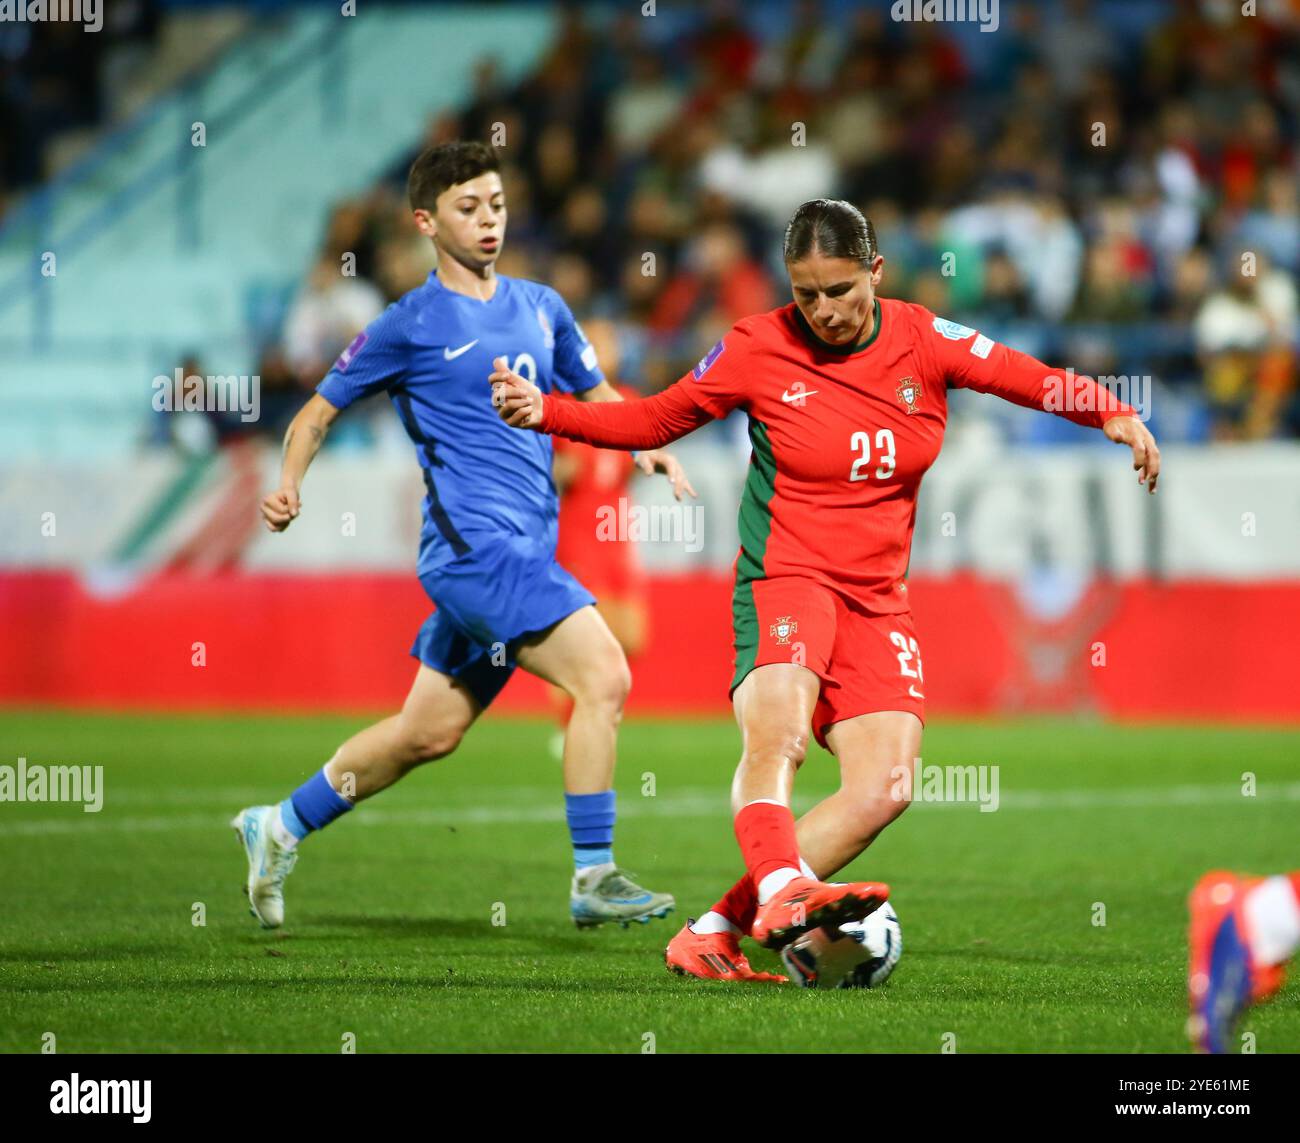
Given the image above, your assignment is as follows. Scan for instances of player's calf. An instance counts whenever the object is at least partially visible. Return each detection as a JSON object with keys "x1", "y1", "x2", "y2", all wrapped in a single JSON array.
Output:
[
  {"x1": 808, "y1": 788, "x2": 911, "y2": 872},
  {"x1": 389, "y1": 719, "x2": 467, "y2": 773}
]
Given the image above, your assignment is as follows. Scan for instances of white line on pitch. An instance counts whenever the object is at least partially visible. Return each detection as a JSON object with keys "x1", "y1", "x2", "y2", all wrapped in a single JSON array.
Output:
[{"x1": 0, "y1": 782, "x2": 1298, "y2": 837}]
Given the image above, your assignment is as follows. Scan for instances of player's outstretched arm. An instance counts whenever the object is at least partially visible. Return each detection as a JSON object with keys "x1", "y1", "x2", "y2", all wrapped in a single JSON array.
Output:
[
  {"x1": 933, "y1": 319, "x2": 1161, "y2": 495},
  {"x1": 261, "y1": 393, "x2": 341, "y2": 531},
  {"x1": 565, "y1": 379, "x2": 697, "y2": 500},
  {"x1": 979, "y1": 355, "x2": 1162, "y2": 494},
  {"x1": 491, "y1": 355, "x2": 712, "y2": 455}
]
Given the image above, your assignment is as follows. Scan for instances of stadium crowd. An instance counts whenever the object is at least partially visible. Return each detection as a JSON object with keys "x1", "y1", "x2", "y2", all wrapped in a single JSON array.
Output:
[
  {"x1": 226, "y1": 2, "x2": 1300, "y2": 443},
  {"x1": 0, "y1": 0, "x2": 161, "y2": 201}
]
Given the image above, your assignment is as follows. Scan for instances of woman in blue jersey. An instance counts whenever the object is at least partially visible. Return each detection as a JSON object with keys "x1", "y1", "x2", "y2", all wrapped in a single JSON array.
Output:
[{"x1": 233, "y1": 142, "x2": 694, "y2": 931}]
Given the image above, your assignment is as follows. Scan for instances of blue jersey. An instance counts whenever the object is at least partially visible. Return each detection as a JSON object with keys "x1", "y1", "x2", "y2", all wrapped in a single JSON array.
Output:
[{"x1": 317, "y1": 272, "x2": 604, "y2": 571}]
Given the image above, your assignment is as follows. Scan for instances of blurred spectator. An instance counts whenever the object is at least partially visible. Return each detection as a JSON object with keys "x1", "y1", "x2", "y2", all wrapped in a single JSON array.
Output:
[
  {"x1": 647, "y1": 220, "x2": 774, "y2": 336},
  {"x1": 1237, "y1": 168, "x2": 1300, "y2": 276},
  {"x1": 0, "y1": 1, "x2": 159, "y2": 201},
  {"x1": 1194, "y1": 253, "x2": 1297, "y2": 439},
  {"x1": 282, "y1": 257, "x2": 385, "y2": 383},
  {"x1": 608, "y1": 50, "x2": 685, "y2": 156},
  {"x1": 374, "y1": 235, "x2": 433, "y2": 303},
  {"x1": 254, "y1": 348, "x2": 308, "y2": 443},
  {"x1": 978, "y1": 250, "x2": 1033, "y2": 323},
  {"x1": 1043, "y1": 0, "x2": 1119, "y2": 100},
  {"x1": 753, "y1": 0, "x2": 843, "y2": 91},
  {"x1": 1166, "y1": 248, "x2": 1215, "y2": 323},
  {"x1": 697, "y1": 105, "x2": 838, "y2": 232},
  {"x1": 239, "y1": 0, "x2": 1300, "y2": 445},
  {"x1": 1070, "y1": 241, "x2": 1148, "y2": 323}
]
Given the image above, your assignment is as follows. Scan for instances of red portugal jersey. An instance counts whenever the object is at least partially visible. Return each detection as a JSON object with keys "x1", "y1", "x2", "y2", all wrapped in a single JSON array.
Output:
[{"x1": 540, "y1": 297, "x2": 1136, "y2": 614}]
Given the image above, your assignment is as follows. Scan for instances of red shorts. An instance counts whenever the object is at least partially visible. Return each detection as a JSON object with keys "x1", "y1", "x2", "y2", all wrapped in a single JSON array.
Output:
[{"x1": 731, "y1": 575, "x2": 926, "y2": 748}]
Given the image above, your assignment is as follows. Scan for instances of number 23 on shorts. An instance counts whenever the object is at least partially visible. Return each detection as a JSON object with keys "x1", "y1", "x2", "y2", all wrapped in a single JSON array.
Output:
[{"x1": 890, "y1": 630, "x2": 924, "y2": 698}]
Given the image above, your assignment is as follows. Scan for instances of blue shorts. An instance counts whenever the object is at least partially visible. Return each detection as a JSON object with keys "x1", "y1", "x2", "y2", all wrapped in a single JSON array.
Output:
[{"x1": 410, "y1": 534, "x2": 595, "y2": 709}]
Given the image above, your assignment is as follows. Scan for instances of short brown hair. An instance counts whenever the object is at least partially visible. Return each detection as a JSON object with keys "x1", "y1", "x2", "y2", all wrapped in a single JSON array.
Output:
[{"x1": 407, "y1": 141, "x2": 500, "y2": 212}]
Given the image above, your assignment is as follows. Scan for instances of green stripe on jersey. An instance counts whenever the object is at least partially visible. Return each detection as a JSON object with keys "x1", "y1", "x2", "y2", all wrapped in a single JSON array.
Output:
[
  {"x1": 736, "y1": 419, "x2": 777, "y2": 581},
  {"x1": 731, "y1": 418, "x2": 778, "y2": 693},
  {"x1": 731, "y1": 574, "x2": 758, "y2": 695}
]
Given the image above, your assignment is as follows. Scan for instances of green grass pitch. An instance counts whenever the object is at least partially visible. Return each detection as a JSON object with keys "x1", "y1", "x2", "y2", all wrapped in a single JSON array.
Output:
[{"x1": 1, "y1": 710, "x2": 1297, "y2": 1053}]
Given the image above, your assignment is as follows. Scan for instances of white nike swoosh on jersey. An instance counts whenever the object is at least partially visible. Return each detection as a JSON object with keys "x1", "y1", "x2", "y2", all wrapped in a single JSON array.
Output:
[
  {"x1": 444, "y1": 340, "x2": 479, "y2": 360},
  {"x1": 781, "y1": 389, "x2": 819, "y2": 402},
  {"x1": 908, "y1": 685, "x2": 925, "y2": 699}
]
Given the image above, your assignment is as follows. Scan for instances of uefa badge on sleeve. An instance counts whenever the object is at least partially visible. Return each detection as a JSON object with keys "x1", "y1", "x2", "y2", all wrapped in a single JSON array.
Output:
[{"x1": 895, "y1": 377, "x2": 921, "y2": 414}]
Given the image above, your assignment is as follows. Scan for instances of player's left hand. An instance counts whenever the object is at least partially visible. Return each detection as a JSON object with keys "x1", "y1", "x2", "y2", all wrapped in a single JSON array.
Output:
[
  {"x1": 1103, "y1": 414, "x2": 1160, "y2": 493},
  {"x1": 635, "y1": 449, "x2": 698, "y2": 501},
  {"x1": 490, "y1": 356, "x2": 544, "y2": 429}
]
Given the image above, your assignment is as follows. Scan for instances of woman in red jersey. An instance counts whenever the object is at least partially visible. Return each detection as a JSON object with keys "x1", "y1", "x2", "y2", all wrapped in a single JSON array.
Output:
[{"x1": 491, "y1": 199, "x2": 1161, "y2": 983}]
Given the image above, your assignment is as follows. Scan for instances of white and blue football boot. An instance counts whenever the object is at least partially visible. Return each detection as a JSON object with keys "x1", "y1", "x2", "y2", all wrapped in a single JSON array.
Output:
[
  {"x1": 231, "y1": 805, "x2": 298, "y2": 929},
  {"x1": 570, "y1": 866, "x2": 675, "y2": 929}
]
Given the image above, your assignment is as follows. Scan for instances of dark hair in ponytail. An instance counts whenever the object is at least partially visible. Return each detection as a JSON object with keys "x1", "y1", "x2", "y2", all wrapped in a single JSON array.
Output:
[{"x1": 782, "y1": 199, "x2": 878, "y2": 265}]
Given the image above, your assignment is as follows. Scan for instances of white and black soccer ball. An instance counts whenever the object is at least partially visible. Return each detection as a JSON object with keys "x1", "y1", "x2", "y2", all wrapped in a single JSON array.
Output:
[{"x1": 780, "y1": 901, "x2": 902, "y2": 989}]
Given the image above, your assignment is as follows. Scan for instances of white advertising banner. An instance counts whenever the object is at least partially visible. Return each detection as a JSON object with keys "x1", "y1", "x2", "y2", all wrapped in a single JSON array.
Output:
[{"x1": 0, "y1": 440, "x2": 1297, "y2": 580}]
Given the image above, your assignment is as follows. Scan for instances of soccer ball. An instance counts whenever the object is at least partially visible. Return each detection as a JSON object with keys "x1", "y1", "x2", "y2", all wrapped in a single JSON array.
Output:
[{"x1": 779, "y1": 902, "x2": 902, "y2": 989}]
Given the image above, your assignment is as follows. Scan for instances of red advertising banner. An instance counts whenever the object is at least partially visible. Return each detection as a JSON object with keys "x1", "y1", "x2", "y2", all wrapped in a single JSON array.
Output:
[{"x1": 2, "y1": 571, "x2": 1296, "y2": 723}]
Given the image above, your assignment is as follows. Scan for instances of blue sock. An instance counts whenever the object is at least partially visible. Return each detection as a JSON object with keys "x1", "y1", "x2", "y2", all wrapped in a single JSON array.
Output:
[
  {"x1": 565, "y1": 790, "x2": 616, "y2": 871},
  {"x1": 281, "y1": 767, "x2": 353, "y2": 840}
]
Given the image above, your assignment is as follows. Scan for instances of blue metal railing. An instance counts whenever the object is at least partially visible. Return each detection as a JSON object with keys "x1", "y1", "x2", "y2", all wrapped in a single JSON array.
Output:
[{"x1": 0, "y1": 13, "x2": 346, "y2": 348}]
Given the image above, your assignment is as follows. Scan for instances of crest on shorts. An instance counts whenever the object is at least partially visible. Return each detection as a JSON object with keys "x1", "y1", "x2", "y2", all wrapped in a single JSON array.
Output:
[
  {"x1": 769, "y1": 616, "x2": 798, "y2": 645},
  {"x1": 896, "y1": 376, "x2": 921, "y2": 414}
]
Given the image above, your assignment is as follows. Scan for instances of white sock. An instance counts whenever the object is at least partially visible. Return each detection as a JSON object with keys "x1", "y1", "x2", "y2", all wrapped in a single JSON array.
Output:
[
  {"x1": 757, "y1": 867, "x2": 801, "y2": 905},
  {"x1": 1243, "y1": 876, "x2": 1300, "y2": 966},
  {"x1": 690, "y1": 910, "x2": 740, "y2": 935},
  {"x1": 270, "y1": 805, "x2": 299, "y2": 850}
]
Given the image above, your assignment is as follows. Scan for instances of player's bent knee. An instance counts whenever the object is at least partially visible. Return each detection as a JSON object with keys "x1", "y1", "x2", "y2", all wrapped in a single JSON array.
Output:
[
  {"x1": 568, "y1": 657, "x2": 631, "y2": 714},
  {"x1": 835, "y1": 788, "x2": 910, "y2": 847},
  {"x1": 879, "y1": 788, "x2": 912, "y2": 825},
  {"x1": 743, "y1": 726, "x2": 811, "y2": 772}
]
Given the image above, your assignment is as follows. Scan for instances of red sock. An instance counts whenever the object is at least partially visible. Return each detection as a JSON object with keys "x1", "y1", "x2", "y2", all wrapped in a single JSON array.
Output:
[
  {"x1": 712, "y1": 873, "x2": 759, "y2": 932},
  {"x1": 734, "y1": 801, "x2": 801, "y2": 892},
  {"x1": 1288, "y1": 872, "x2": 1300, "y2": 906}
]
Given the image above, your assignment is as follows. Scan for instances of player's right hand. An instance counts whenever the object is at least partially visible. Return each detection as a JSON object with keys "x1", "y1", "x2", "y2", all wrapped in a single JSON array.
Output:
[
  {"x1": 1103, "y1": 414, "x2": 1160, "y2": 494},
  {"x1": 261, "y1": 486, "x2": 301, "y2": 532},
  {"x1": 490, "y1": 356, "x2": 544, "y2": 429}
]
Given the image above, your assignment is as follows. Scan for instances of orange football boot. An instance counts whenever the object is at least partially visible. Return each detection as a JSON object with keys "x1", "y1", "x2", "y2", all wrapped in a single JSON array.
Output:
[
  {"x1": 751, "y1": 877, "x2": 890, "y2": 949},
  {"x1": 665, "y1": 922, "x2": 788, "y2": 983}
]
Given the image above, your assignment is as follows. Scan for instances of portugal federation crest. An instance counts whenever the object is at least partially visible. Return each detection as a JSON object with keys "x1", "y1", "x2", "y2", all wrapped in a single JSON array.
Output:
[
  {"x1": 896, "y1": 376, "x2": 921, "y2": 414},
  {"x1": 769, "y1": 616, "x2": 798, "y2": 645}
]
